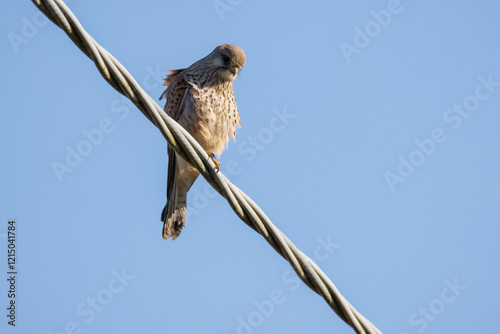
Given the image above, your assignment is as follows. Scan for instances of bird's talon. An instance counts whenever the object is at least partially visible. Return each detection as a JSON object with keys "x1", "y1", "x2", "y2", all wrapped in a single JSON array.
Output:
[{"x1": 208, "y1": 153, "x2": 220, "y2": 173}]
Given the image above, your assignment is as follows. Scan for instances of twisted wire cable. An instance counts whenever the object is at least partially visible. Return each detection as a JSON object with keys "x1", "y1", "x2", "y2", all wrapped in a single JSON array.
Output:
[{"x1": 31, "y1": 1, "x2": 382, "y2": 333}]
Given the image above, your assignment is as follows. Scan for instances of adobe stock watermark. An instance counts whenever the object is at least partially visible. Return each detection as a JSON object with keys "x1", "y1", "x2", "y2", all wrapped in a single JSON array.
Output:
[
  {"x1": 48, "y1": 268, "x2": 135, "y2": 334},
  {"x1": 185, "y1": 106, "x2": 296, "y2": 221},
  {"x1": 7, "y1": 12, "x2": 48, "y2": 54},
  {"x1": 384, "y1": 74, "x2": 499, "y2": 192},
  {"x1": 340, "y1": 0, "x2": 403, "y2": 64},
  {"x1": 399, "y1": 278, "x2": 466, "y2": 334},
  {"x1": 51, "y1": 64, "x2": 165, "y2": 183},
  {"x1": 6, "y1": 0, "x2": 74, "y2": 54},
  {"x1": 223, "y1": 235, "x2": 340, "y2": 334},
  {"x1": 213, "y1": 0, "x2": 243, "y2": 21}
]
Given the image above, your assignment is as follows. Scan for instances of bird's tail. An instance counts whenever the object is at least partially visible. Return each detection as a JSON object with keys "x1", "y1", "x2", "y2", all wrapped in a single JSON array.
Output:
[
  {"x1": 162, "y1": 147, "x2": 187, "y2": 240},
  {"x1": 162, "y1": 148, "x2": 198, "y2": 240},
  {"x1": 161, "y1": 188, "x2": 187, "y2": 240},
  {"x1": 161, "y1": 174, "x2": 187, "y2": 240}
]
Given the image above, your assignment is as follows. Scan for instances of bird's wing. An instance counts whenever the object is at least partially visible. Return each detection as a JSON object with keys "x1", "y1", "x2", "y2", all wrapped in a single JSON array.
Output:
[
  {"x1": 160, "y1": 69, "x2": 188, "y2": 119},
  {"x1": 160, "y1": 69, "x2": 189, "y2": 201}
]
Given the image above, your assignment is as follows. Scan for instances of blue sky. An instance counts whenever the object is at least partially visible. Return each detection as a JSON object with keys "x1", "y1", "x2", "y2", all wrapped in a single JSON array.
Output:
[{"x1": 1, "y1": 1, "x2": 499, "y2": 333}]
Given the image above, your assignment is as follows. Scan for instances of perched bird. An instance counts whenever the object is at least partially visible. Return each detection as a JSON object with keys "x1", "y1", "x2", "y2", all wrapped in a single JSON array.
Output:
[{"x1": 159, "y1": 44, "x2": 246, "y2": 240}]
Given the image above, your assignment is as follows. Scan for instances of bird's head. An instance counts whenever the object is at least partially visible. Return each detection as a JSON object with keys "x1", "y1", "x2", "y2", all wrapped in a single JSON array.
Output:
[{"x1": 208, "y1": 44, "x2": 246, "y2": 82}]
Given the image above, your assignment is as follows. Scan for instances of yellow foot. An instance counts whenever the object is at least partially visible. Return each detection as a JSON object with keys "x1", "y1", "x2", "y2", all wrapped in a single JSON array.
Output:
[{"x1": 208, "y1": 152, "x2": 220, "y2": 172}]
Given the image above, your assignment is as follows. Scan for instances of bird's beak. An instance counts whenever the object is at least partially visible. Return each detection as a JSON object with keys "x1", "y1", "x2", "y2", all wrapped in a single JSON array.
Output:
[{"x1": 230, "y1": 67, "x2": 237, "y2": 76}]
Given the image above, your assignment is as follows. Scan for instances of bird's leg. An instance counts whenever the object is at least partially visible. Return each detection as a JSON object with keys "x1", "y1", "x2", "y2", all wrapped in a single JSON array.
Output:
[{"x1": 207, "y1": 152, "x2": 220, "y2": 173}]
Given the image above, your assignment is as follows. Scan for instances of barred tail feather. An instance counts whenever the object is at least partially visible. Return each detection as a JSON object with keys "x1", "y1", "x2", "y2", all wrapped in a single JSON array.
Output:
[{"x1": 162, "y1": 198, "x2": 187, "y2": 240}]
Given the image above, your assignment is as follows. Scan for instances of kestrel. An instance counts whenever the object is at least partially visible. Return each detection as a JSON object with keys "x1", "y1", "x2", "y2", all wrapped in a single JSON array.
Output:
[{"x1": 159, "y1": 44, "x2": 246, "y2": 240}]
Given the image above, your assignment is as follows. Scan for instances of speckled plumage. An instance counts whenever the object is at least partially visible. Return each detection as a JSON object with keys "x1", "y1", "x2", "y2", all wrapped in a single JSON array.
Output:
[{"x1": 160, "y1": 44, "x2": 246, "y2": 240}]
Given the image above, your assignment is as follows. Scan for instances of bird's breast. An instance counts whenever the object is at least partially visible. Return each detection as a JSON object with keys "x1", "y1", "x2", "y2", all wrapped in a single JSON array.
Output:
[{"x1": 183, "y1": 84, "x2": 239, "y2": 155}]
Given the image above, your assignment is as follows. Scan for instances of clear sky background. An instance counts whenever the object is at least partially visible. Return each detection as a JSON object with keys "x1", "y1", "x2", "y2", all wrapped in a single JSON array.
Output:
[{"x1": 1, "y1": 1, "x2": 499, "y2": 333}]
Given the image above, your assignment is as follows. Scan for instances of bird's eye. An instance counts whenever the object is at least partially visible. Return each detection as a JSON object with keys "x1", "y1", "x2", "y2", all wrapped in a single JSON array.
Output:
[{"x1": 222, "y1": 55, "x2": 231, "y2": 65}]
